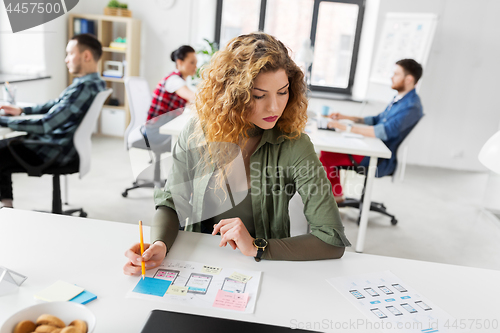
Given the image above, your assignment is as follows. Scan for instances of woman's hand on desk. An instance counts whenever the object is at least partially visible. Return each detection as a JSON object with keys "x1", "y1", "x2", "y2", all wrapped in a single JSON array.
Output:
[
  {"x1": 123, "y1": 241, "x2": 167, "y2": 275},
  {"x1": 0, "y1": 105, "x2": 22, "y2": 116},
  {"x1": 212, "y1": 218, "x2": 258, "y2": 257}
]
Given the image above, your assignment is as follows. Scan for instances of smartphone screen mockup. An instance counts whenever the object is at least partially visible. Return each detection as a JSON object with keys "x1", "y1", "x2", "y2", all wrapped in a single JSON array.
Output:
[
  {"x1": 401, "y1": 303, "x2": 418, "y2": 313},
  {"x1": 364, "y1": 287, "x2": 380, "y2": 297},
  {"x1": 371, "y1": 308, "x2": 388, "y2": 319},
  {"x1": 221, "y1": 277, "x2": 246, "y2": 293},
  {"x1": 392, "y1": 283, "x2": 407, "y2": 292},
  {"x1": 415, "y1": 300, "x2": 432, "y2": 311},
  {"x1": 378, "y1": 285, "x2": 394, "y2": 295},
  {"x1": 386, "y1": 306, "x2": 403, "y2": 316},
  {"x1": 349, "y1": 290, "x2": 365, "y2": 299},
  {"x1": 185, "y1": 273, "x2": 213, "y2": 295},
  {"x1": 153, "y1": 269, "x2": 180, "y2": 283}
]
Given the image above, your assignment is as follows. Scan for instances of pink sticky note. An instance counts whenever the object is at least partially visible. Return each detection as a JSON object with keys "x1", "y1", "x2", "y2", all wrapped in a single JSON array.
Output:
[{"x1": 212, "y1": 289, "x2": 249, "y2": 311}]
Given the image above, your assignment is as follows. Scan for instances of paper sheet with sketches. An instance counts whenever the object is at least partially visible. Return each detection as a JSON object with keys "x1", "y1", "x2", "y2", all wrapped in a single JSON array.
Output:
[
  {"x1": 327, "y1": 271, "x2": 466, "y2": 333},
  {"x1": 127, "y1": 259, "x2": 261, "y2": 313}
]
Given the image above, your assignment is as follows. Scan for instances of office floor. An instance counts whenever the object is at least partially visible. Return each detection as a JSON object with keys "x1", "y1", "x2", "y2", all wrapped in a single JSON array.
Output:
[{"x1": 8, "y1": 136, "x2": 500, "y2": 271}]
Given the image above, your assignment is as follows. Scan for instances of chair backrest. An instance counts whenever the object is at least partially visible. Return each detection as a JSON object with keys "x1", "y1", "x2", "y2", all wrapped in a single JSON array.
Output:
[
  {"x1": 124, "y1": 77, "x2": 152, "y2": 150},
  {"x1": 391, "y1": 118, "x2": 423, "y2": 183},
  {"x1": 74, "y1": 88, "x2": 113, "y2": 179}
]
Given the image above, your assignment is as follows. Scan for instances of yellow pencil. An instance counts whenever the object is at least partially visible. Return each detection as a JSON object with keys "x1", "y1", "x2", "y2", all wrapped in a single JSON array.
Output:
[{"x1": 139, "y1": 220, "x2": 146, "y2": 280}]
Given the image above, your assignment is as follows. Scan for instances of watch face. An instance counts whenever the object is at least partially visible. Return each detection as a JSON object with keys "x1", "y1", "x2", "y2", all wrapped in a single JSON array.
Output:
[{"x1": 254, "y1": 238, "x2": 268, "y2": 248}]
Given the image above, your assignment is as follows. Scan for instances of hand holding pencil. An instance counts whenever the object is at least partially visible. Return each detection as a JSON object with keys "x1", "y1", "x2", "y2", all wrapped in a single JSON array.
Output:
[
  {"x1": 123, "y1": 229, "x2": 168, "y2": 276},
  {"x1": 139, "y1": 220, "x2": 146, "y2": 279}
]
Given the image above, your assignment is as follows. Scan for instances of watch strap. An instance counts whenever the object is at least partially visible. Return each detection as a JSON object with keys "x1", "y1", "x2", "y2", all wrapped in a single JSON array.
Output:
[{"x1": 255, "y1": 247, "x2": 264, "y2": 262}]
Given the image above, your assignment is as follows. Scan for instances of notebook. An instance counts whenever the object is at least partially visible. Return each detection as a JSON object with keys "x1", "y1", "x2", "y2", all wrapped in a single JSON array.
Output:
[
  {"x1": 140, "y1": 310, "x2": 321, "y2": 333},
  {"x1": 34, "y1": 280, "x2": 84, "y2": 302}
]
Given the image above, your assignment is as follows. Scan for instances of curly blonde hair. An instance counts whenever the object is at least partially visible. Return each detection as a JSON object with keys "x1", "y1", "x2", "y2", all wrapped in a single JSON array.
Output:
[{"x1": 189, "y1": 32, "x2": 308, "y2": 187}]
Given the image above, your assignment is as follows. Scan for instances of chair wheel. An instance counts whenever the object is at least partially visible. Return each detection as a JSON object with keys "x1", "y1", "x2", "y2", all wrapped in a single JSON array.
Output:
[
  {"x1": 391, "y1": 218, "x2": 398, "y2": 225},
  {"x1": 122, "y1": 191, "x2": 128, "y2": 197},
  {"x1": 80, "y1": 212, "x2": 88, "y2": 218}
]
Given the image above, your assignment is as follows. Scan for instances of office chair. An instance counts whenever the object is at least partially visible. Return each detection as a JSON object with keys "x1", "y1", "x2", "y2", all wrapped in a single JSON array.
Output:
[
  {"x1": 337, "y1": 121, "x2": 422, "y2": 225},
  {"x1": 122, "y1": 77, "x2": 177, "y2": 197},
  {"x1": 6, "y1": 89, "x2": 113, "y2": 216}
]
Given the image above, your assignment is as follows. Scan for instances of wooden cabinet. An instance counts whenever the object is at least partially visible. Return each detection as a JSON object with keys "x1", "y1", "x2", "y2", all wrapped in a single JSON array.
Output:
[{"x1": 68, "y1": 13, "x2": 141, "y2": 136}]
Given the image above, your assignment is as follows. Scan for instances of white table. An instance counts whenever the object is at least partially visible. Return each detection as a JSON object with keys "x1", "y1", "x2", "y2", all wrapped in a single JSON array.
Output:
[
  {"x1": 0, "y1": 103, "x2": 38, "y2": 139},
  {"x1": 1, "y1": 209, "x2": 499, "y2": 332},
  {"x1": 0, "y1": 127, "x2": 16, "y2": 139},
  {"x1": 160, "y1": 112, "x2": 392, "y2": 253}
]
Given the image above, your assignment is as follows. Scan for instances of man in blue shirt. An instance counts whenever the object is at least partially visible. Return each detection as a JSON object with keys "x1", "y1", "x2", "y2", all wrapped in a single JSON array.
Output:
[
  {"x1": 0, "y1": 34, "x2": 106, "y2": 208},
  {"x1": 320, "y1": 59, "x2": 424, "y2": 202}
]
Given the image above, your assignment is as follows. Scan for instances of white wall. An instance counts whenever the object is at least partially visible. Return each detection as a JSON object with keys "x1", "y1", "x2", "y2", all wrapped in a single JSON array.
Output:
[
  {"x1": 77, "y1": 0, "x2": 216, "y2": 92},
  {"x1": 364, "y1": 0, "x2": 500, "y2": 171},
  {"x1": 0, "y1": 2, "x2": 71, "y2": 104}
]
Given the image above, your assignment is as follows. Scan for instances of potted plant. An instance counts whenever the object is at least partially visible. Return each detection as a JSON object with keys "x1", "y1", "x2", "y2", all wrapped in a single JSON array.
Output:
[
  {"x1": 104, "y1": 1, "x2": 132, "y2": 17},
  {"x1": 191, "y1": 39, "x2": 218, "y2": 86}
]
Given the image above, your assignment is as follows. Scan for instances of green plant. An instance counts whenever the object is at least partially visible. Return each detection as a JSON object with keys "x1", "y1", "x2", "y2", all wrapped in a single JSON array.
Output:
[
  {"x1": 194, "y1": 39, "x2": 218, "y2": 81},
  {"x1": 107, "y1": 0, "x2": 120, "y2": 8},
  {"x1": 107, "y1": 0, "x2": 128, "y2": 9}
]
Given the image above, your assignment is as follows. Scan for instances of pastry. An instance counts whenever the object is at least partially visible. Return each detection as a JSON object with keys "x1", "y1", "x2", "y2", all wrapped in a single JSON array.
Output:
[
  {"x1": 13, "y1": 320, "x2": 36, "y2": 333},
  {"x1": 69, "y1": 320, "x2": 87, "y2": 333},
  {"x1": 60, "y1": 327, "x2": 83, "y2": 333},
  {"x1": 35, "y1": 325, "x2": 59, "y2": 333},
  {"x1": 36, "y1": 315, "x2": 65, "y2": 328}
]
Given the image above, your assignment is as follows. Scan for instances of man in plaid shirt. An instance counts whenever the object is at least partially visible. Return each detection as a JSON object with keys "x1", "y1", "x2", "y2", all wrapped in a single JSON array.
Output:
[{"x1": 0, "y1": 34, "x2": 106, "y2": 208}]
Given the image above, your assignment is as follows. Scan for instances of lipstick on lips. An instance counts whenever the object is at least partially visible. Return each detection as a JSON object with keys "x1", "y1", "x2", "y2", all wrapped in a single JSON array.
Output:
[{"x1": 263, "y1": 116, "x2": 279, "y2": 122}]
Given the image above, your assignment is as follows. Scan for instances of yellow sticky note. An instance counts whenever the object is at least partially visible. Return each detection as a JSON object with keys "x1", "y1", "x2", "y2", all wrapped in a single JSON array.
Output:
[
  {"x1": 201, "y1": 265, "x2": 222, "y2": 275},
  {"x1": 229, "y1": 272, "x2": 252, "y2": 284},
  {"x1": 34, "y1": 280, "x2": 84, "y2": 302},
  {"x1": 166, "y1": 285, "x2": 189, "y2": 296}
]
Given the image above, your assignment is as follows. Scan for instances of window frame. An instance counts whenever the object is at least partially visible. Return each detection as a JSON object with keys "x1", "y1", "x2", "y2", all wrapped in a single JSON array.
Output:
[{"x1": 215, "y1": 0, "x2": 365, "y2": 96}]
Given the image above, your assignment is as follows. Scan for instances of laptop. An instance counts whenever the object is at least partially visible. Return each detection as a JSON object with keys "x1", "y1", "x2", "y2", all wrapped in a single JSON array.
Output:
[{"x1": 140, "y1": 309, "x2": 321, "y2": 333}]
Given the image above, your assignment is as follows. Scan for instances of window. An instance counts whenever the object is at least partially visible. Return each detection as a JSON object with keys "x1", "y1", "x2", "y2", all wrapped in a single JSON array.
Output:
[
  {"x1": 215, "y1": 0, "x2": 365, "y2": 95},
  {"x1": 217, "y1": 0, "x2": 261, "y2": 47}
]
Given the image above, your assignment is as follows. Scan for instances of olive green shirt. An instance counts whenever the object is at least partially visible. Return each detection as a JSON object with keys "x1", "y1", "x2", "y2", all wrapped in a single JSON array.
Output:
[{"x1": 154, "y1": 120, "x2": 351, "y2": 248}]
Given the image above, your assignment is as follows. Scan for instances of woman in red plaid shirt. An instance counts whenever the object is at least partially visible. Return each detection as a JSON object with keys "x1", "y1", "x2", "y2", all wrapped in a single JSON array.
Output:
[{"x1": 147, "y1": 45, "x2": 197, "y2": 121}]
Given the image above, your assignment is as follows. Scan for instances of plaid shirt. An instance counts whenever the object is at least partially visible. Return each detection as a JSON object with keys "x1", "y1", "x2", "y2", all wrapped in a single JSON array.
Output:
[
  {"x1": 0, "y1": 72, "x2": 106, "y2": 165},
  {"x1": 147, "y1": 72, "x2": 188, "y2": 121}
]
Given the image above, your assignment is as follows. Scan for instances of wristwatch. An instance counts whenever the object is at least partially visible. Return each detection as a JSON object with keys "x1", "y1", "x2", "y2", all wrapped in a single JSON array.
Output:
[{"x1": 253, "y1": 238, "x2": 268, "y2": 262}]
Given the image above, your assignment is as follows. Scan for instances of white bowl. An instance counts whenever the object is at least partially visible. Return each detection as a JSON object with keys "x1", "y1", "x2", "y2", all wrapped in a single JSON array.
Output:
[{"x1": 0, "y1": 302, "x2": 96, "y2": 333}]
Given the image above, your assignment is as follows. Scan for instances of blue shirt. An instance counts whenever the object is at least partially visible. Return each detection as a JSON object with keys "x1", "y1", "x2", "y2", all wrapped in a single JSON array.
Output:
[
  {"x1": 361, "y1": 89, "x2": 423, "y2": 177},
  {"x1": 0, "y1": 73, "x2": 106, "y2": 165}
]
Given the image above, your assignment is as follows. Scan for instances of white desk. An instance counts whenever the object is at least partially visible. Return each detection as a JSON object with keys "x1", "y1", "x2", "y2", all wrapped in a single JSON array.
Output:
[
  {"x1": 1, "y1": 209, "x2": 499, "y2": 332},
  {"x1": 0, "y1": 103, "x2": 38, "y2": 139},
  {"x1": 160, "y1": 112, "x2": 392, "y2": 253},
  {"x1": 0, "y1": 127, "x2": 17, "y2": 139}
]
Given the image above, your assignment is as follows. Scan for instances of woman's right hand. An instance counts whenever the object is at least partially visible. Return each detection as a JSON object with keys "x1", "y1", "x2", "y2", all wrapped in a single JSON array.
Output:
[{"x1": 123, "y1": 241, "x2": 167, "y2": 275}]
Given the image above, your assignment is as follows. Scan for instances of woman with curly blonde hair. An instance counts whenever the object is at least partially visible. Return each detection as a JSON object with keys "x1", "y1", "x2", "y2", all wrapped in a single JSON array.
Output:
[{"x1": 124, "y1": 33, "x2": 350, "y2": 272}]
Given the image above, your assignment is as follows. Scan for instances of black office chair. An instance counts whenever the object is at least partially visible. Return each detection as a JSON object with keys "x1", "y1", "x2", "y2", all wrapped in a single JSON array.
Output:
[
  {"x1": 5, "y1": 89, "x2": 112, "y2": 216},
  {"x1": 337, "y1": 161, "x2": 398, "y2": 225},
  {"x1": 337, "y1": 121, "x2": 422, "y2": 226}
]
